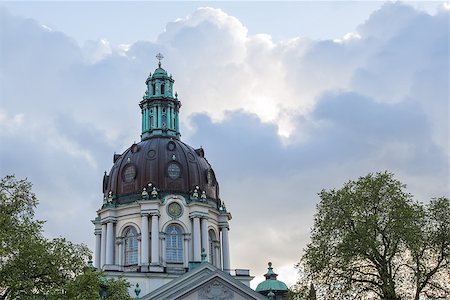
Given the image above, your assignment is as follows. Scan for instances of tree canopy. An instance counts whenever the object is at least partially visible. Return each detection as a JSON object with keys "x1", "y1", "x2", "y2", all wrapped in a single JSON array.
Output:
[
  {"x1": 299, "y1": 172, "x2": 449, "y2": 300},
  {"x1": 0, "y1": 175, "x2": 132, "y2": 299}
]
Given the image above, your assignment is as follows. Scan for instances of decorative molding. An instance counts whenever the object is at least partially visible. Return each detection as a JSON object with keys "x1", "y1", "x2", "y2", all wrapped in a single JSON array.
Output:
[
  {"x1": 199, "y1": 280, "x2": 234, "y2": 300},
  {"x1": 101, "y1": 217, "x2": 117, "y2": 224}
]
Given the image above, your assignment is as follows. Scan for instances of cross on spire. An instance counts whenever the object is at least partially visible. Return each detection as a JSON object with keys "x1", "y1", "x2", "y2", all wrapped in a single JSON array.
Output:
[{"x1": 156, "y1": 53, "x2": 164, "y2": 67}]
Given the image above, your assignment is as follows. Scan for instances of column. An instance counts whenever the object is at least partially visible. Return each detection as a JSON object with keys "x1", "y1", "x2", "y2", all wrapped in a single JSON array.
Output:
[
  {"x1": 193, "y1": 217, "x2": 201, "y2": 261},
  {"x1": 141, "y1": 214, "x2": 149, "y2": 266},
  {"x1": 101, "y1": 224, "x2": 107, "y2": 268},
  {"x1": 151, "y1": 214, "x2": 160, "y2": 265},
  {"x1": 94, "y1": 229, "x2": 101, "y2": 269},
  {"x1": 221, "y1": 226, "x2": 230, "y2": 272},
  {"x1": 167, "y1": 106, "x2": 171, "y2": 129},
  {"x1": 137, "y1": 237, "x2": 141, "y2": 266},
  {"x1": 117, "y1": 239, "x2": 123, "y2": 267},
  {"x1": 157, "y1": 105, "x2": 162, "y2": 129},
  {"x1": 214, "y1": 243, "x2": 221, "y2": 268},
  {"x1": 141, "y1": 110, "x2": 144, "y2": 133},
  {"x1": 143, "y1": 108, "x2": 147, "y2": 132},
  {"x1": 183, "y1": 236, "x2": 190, "y2": 268},
  {"x1": 201, "y1": 218, "x2": 209, "y2": 261},
  {"x1": 160, "y1": 235, "x2": 166, "y2": 267},
  {"x1": 146, "y1": 108, "x2": 150, "y2": 131},
  {"x1": 106, "y1": 222, "x2": 114, "y2": 265}
]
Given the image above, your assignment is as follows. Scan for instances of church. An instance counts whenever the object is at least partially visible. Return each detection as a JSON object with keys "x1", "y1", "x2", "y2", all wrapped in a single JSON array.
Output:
[{"x1": 92, "y1": 54, "x2": 288, "y2": 299}]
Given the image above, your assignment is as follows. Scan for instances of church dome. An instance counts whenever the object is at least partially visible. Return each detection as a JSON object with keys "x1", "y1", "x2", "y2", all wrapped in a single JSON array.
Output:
[
  {"x1": 256, "y1": 262, "x2": 288, "y2": 296},
  {"x1": 103, "y1": 137, "x2": 220, "y2": 205},
  {"x1": 102, "y1": 54, "x2": 220, "y2": 206}
]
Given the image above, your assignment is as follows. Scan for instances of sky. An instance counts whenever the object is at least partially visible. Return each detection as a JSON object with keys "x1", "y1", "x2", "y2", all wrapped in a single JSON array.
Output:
[{"x1": 0, "y1": 0, "x2": 449, "y2": 289}]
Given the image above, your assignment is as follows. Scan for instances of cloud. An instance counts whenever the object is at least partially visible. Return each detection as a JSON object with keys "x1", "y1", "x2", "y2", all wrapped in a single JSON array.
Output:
[
  {"x1": 0, "y1": 2, "x2": 448, "y2": 287},
  {"x1": 0, "y1": 110, "x2": 24, "y2": 135}
]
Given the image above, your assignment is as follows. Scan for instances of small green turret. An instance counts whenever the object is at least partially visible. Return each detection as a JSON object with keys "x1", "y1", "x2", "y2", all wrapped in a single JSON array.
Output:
[
  {"x1": 256, "y1": 262, "x2": 288, "y2": 299},
  {"x1": 140, "y1": 53, "x2": 181, "y2": 140}
]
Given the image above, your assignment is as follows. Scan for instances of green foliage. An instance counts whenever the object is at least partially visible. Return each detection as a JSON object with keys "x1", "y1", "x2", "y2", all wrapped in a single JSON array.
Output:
[
  {"x1": 301, "y1": 172, "x2": 449, "y2": 300},
  {"x1": 406, "y1": 197, "x2": 450, "y2": 299},
  {"x1": 0, "y1": 175, "x2": 132, "y2": 300},
  {"x1": 65, "y1": 268, "x2": 132, "y2": 300},
  {"x1": 102, "y1": 276, "x2": 133, "y2": 300},
  {"x1": 288, "y1": 282, "x2": 317, "y2": 300},
  {"x1": 64, "y1": 267, "x2": 102, "y2": 300},
  {"x1": 0, "y1": 175, "x2": 42, "y2": 258}
]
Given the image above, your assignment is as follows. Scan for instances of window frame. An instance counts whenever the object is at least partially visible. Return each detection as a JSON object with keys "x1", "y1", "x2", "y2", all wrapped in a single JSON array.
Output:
[
  {"x1": 165, "y1": 224, "x2": 184, "y2": 263},
  {"x1": 123, "y1": 226, "x2": 139, "y2": 266}
]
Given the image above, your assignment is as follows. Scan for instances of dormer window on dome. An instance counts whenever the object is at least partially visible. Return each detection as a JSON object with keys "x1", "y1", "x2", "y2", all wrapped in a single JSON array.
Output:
[{"x1": 140, "y1": 53, "x2": 181, "y2": 141}]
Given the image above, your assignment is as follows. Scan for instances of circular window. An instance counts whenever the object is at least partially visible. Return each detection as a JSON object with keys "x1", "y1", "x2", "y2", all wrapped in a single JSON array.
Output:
[
  {"x1": 167, "y1": 163, "x2": 181, "y2": 179},
  {"x1": 147, "y1": 149, "x2": 156, "y2": 159},
  {"x1": 122, "y1": 165, "x2": 136, "y2": 182},
  {"x1": 167, "y1": 202, "x2": 183, "y2": 218},
  {"x1": 167, "y1": 141, "x2": 176, "y2": 151}
]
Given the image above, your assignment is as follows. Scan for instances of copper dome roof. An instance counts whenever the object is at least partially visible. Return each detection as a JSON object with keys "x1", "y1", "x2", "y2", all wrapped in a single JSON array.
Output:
[{"x1": 103, "y1": 136, "x2": 220, "y2": 205}]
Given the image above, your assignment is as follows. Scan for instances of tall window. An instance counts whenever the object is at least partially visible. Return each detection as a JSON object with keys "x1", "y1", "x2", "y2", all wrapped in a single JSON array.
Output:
[
  {"x1": 161, "y1": 84, "x2": 165, "y2": 95},
  {"x1": 166, "y1": 224, "x2": 183, "y2": 263},
  {"x1": 209, "y1": 230, "x2": 216, "y2": 265},
  {"x1": 124, "y1": 227, "x2": 138, "y2": 265}
]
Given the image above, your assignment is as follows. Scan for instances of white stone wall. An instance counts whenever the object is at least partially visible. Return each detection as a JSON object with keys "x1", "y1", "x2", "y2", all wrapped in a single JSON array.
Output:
[{"x1": 94, "y1": 193, "x2": 230, "y2": 296}]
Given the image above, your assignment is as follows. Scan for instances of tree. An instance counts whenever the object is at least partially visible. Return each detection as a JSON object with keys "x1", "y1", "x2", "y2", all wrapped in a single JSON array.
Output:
[
  {"x1": 407, "y1": 197, "x2": 449, "y2": 299},
  {"x1": 0, "y1": 175, "x2": 132, "y2": 299},
  {"x1": 288, "y1": 269, "x2": 317, "y2": 300},
  {"x1": 65, "y1": 266, "x2": 132, "y2": 300},
  {"x1": 300, "y1": 172, "x2": 449, "y2": 300}
]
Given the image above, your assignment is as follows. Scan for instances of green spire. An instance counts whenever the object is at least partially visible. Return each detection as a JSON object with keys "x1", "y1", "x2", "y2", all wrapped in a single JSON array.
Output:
[
  {"x1": 265, "y1": 262, "x2": 277, "y2": 280},
  {"x1": 255, "y1": 262, "x2": 289, "y2": 294},
  {"x1": 140, "y1": 53, "x2": 181, "y2": 140}
]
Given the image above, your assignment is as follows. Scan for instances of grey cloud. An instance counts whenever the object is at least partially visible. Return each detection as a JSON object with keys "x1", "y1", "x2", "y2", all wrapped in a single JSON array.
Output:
[{"x1": 0, "y1": 2, "x2": 448, "y2": 286}]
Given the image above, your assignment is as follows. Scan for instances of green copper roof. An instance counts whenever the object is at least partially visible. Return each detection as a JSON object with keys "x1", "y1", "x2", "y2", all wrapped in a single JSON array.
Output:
[
  {"x1": 255, "y1": 279, "x2": 288, "y2": 292},
  {"x1": 153, "y1": 67, "x2": 168, "y2": 76},
  {"x1": 255, "y1": 262, "x2": 288, "y2": 292}
]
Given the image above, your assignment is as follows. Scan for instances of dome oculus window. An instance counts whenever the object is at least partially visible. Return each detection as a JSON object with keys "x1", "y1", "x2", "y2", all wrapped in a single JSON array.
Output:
[
  {"x1": 167, "y1": 163, "x2": 181, "y2": 179},
  {"x1": 147, "y1": 149, "x2": 156, "y2": 159},
  {"x1": 122, "y1": 164, "x2": 136, "y2": 182},
  {"x1": 167, "y1": 141, "x2": 176, "y2": 151}
]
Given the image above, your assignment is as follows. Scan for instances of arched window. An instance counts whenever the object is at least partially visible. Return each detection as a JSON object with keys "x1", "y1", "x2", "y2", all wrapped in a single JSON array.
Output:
[
  {"x1": 124, "y1": 227, "x2": 138, "y2": 265},
  {"x1": 209, "y1": 230, "x2": 216, "y2": 265},
  {"x1": 166, "y1": 224, "x2": 183, "y2": 263}
]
